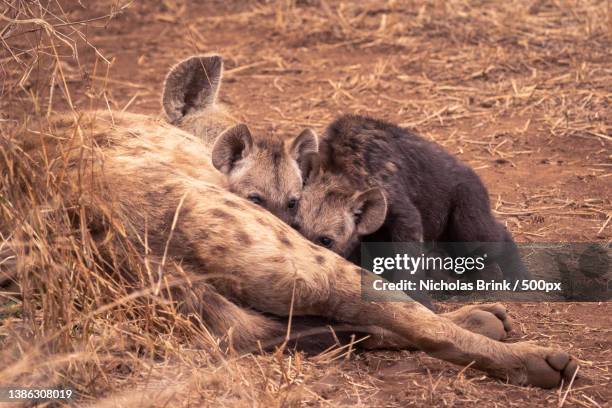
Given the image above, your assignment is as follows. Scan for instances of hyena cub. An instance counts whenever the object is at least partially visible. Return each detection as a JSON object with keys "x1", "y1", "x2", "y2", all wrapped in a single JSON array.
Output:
[
  {"x1": 211, "y1": 124, "x2": 319, "y2": 224},
  {"x1": 294, "y1": 114, "x2": 529, "y2": 281}
]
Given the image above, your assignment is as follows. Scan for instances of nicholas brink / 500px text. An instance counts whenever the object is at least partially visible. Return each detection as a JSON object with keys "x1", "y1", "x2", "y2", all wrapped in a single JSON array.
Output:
[{"x1": 371, "y1": 279, "x2": 564, "y2": 294}]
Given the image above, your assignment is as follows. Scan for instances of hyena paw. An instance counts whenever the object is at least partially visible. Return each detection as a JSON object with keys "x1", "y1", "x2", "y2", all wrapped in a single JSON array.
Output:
[
  {"x1": 444, "y1": 303, "x2": 513, "y2": 341},
  {"x1": 506, "y1": 343, "x2": 578, "y2": 388}
]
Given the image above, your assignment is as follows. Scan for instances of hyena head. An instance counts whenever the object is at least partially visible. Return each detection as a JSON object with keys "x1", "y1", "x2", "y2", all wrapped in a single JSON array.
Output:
[
  {"x1": 210, "y1": 124, "x2": 319, "y2": 225},
  {"x1": 161, "y1": 54, "x2": 233, "y2": 145},
  {"x1": 294, "y1": 171, "x2": 388, "y2": 257}
]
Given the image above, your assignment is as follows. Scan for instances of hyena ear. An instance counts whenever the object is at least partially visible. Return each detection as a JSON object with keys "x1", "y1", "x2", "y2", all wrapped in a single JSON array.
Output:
[
  {"x1": 300, "y1": 152, "x2": 320, "y2": 185},
  {"x1": 290, "y1": 128, "x2": 319, "y2": 183},
  {"x1": 162, "y1": 54, "x2": 224, "y2": 123},
  {"x1": 352, "y1": 188, "x2": 387, "y2": 236},
  {"x1": 212, "y1": 124, "x2": 253, "y2": 174}
]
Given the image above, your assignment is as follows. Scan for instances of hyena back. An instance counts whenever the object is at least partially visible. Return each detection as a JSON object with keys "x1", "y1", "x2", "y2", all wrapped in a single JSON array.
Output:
[{"x1": 2, "y1": 55, "x2": 577, "y2": 389}]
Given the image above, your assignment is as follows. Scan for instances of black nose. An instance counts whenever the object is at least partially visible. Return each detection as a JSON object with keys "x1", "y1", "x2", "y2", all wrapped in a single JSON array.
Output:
[{"x1": 290, "y1": 223, "x2": 300, "y2": 231}]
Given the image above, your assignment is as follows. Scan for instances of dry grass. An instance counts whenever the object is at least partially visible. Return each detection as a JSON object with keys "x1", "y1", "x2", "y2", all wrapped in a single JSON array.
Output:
[{"x1": 1, "y1": 0, "x2": 610, "y2": 407}]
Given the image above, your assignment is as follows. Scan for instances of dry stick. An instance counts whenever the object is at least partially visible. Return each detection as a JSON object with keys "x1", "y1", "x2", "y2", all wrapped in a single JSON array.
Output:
[
  {"x1": 344, "y1": 334, "x2": 356, "y2": 361},
  {"x1": 319, "y1": 337, "x2": 369, "y2": 364},
  {"x1": 121, "y1": 91, "x2": 141, "y2": 113},
  {"x1": 1, "y1": 3, "x2": 133, "y2": 40},
  {"x1": 157, "y1": 193, "x2": 188, "y2": 295},
  {"x1": 90, "y1": 75, "x2": 148, "y2": 89},
  {"x1": 282, "y1": 261, "x2": 299, "y2": 348},
  {"x1": 451, "y1": 360, "x2": 476, "y2": 386},
  {"x1": 580, "y1": 394, "x2": 603, "y2": 408},
  {"x1": 48, "y1": 38, "x2": 74, "y2": 112},
  {"x1": 224, "y1": 60, "x2": 271, "y2": 76},
  {"x1": 558, "y1": 365, "x2": 580, "y2": 408},
  {"x1": 597, "y1": 214, "x2": 611, "y2": 235},
  {"x1": 101, "y1": 58, "x2": 115, "y2": 123}
]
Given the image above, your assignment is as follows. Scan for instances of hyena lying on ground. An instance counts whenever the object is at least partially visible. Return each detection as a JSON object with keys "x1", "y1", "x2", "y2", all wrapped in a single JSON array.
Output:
[{"x1": 2, "y1": 54, "x2": 578, "y2": 388}]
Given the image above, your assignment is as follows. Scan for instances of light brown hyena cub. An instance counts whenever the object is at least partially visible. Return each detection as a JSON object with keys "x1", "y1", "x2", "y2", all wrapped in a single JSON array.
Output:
[{"x1": 210, "y1": 124, "x2": 319, "y2": 224}]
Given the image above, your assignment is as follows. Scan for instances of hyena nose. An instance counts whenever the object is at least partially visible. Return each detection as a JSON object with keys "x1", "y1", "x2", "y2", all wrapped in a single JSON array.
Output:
[{"x1": 290, "y1": 223, "x2": 300, "y2": 232}]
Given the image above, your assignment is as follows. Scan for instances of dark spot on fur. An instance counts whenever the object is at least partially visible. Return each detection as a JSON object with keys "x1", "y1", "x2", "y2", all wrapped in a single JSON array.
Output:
[
  {"x1": 210, "y1": 208, "x2": 237, "y2": 222},
  {"x1": 315, "y1": 255, "x2": 326, "y2": 265},
  {"x1": 195, "y1": 229, "x2": 210, "y2": 241},
  {"x1": 255, "y1": 216, "x2": 271, "y2": 227},
  {"x1": 309, "y1": 243, "x2": 322, "y2": 252},
  {"x1": 235, "y1": 230, "x2": 253, "y2": 246},
  {"x1": 277, "y1": 224, "x2": 292, "y2": 234},
  {"x1": 211, "y1": 244, "x2": 228, "y2": 255},
  {"x1": 223, "y1": 199, "x2": 243, "y2": 209},
  {"x1": 276, "y1": 230, "x2": 293, "y2": 248}
]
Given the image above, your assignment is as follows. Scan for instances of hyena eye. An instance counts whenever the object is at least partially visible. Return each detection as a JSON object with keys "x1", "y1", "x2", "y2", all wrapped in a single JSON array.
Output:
[
  {"x1": 317, "y1": 236, "x2": 334, "y2": 248},
  {"x1": 247, "y1": 194, "x2": 263, "y2": 205},
  {"x1": 287, "y1": 198, "x2": 298, "y2": 209}
]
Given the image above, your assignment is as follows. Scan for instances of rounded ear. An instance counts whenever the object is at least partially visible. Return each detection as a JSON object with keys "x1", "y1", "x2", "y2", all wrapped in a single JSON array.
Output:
[
  {"x1": 290, "y1": 128, "x2": 319, "y2": 182},
  {"x1": 211, "y1": 124, "x2": 253, "y2": 174},
  {"x1": 300, "y1": 152, "x2": 321, "y2": 185},
  {"x1": 162, "y1": 54, "x2": 224, "y2": 123},
  {"x1": 352, "y1": 188, "x2": 387, "y2": 236}
]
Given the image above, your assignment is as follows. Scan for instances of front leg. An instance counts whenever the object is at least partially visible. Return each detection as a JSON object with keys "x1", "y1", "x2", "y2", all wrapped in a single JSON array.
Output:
[
  {"x1": 385, "y1": 201, "x2": 435, "y2": 308},
  {"x1": 387, "y1": 199, "x2": 424, "y2": 243},
  {"x1": 344, "y1": 302, "x2": 514, "y2": 350}
]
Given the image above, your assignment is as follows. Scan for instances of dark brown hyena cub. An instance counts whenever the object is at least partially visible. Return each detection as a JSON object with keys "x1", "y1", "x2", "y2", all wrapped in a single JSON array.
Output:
[{"x1": 294, "y1": 114, "x2": 529, "y2": 283}]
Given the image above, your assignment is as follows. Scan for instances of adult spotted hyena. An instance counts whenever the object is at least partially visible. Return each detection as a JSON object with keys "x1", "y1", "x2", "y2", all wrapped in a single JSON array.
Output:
[{"x1": 3, "y1": 55, "x2": 577, "y2": 389}]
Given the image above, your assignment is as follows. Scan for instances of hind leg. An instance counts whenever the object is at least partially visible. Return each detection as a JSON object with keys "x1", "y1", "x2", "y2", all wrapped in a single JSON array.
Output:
[
  {"x1": 171, "y1": 279, "x2": 287, "y2": 353},
  {"x1": 442, "y1": 303, "x2": 513, "y2": 340}
]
